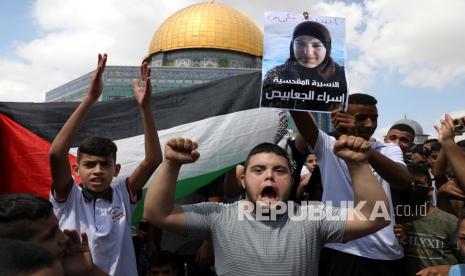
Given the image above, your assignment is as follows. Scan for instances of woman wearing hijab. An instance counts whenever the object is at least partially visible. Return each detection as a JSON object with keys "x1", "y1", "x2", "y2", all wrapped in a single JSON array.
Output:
[{"x1": 262, "y1": 20, "x2": 347, "y2": 111}]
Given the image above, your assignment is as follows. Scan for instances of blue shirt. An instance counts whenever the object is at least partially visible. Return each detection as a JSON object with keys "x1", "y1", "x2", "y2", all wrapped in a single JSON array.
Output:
[{"x1": 449, "y1": 264, "x2": 465, "y2": 276}]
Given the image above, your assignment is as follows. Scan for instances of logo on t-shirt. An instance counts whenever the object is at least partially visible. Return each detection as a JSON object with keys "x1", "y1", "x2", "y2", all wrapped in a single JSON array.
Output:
[
  {"x1": 110, "y1": 207, "x2": 125, "y2": 222},
  {"x1": 406, "y1": 232, "x2": 449, "y2": 260}
]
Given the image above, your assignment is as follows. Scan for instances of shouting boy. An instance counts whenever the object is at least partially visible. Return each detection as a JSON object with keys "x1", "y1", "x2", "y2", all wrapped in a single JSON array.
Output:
[{"x1": 49, "y1": 53, "x2": 162, "y2": 275}]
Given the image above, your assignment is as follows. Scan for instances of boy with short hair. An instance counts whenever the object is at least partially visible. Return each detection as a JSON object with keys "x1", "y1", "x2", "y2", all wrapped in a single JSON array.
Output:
[
  {"x1": 384, "y1": 123, "x2": 416, "y2": 156},
  {"x1": 49, "y1": 53, "x2": 162, "y2": 275},
  {"x1": 147, "y1": 251, "x2": 178, "y2": 276}
]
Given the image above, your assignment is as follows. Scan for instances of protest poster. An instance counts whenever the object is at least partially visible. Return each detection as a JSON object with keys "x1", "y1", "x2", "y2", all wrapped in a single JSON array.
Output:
[{"x1": 261, "y1": 11, "x2": 348, "y2": 112}]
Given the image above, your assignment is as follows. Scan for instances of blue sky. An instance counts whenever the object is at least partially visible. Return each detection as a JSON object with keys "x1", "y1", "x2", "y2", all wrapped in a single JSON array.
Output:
[
  {"x1": 0, "y1": 0, "x2": 37, "y2": 57},
  {"x1": 1, "y1": 0, "x2": 465, "y2": 140}
]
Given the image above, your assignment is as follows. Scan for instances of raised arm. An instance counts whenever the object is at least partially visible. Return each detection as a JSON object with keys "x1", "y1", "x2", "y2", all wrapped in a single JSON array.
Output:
[
  {"x1": 143, "y1": 138, "x2": 200, "y2": 235},
  {"x1": 290, "y1": 110, "x2": 319, "y2": 151},
  {"x1": 368, "y1": 150, "x2": 411, "y2": 190},
  {"x1": 432, "y1": 148, "x2": 448, "y2": 187},
  {"x1": 128, "y1": 63, "x2": 162, "y2": 193},
  {"x1": 332, "y1": 135, "x2": 390, "y2": 242},
  {"x1": 436, "y1": 113, "x2": 465, "y2": 190},
  {"x1": 332, "y1": 108, "x2": 411, "y2": 190},
  {"x1": 49, "y1": 53, "x2": 107, "y2": 200}
]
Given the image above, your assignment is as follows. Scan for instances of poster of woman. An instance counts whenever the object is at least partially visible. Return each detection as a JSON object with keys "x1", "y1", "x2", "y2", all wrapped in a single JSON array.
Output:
[{"x1": 261, "y1": 11, "x2": 348, "y2": 112}]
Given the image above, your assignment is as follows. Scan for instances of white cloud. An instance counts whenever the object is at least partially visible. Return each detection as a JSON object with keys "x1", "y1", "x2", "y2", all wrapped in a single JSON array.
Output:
[
  {"x1": 373, "y1": 125, "x2": 390, "y2": 142},
  {"x1": 0, "y1": 0, "x2": 194, "y2": 102},
  {"x1": 352, "y1": 0, "x2": 465, "y2": 90}
]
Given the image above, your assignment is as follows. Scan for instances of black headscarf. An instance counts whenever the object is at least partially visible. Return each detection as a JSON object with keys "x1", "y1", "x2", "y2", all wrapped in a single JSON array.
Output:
[{"x1": 288, "y1": 21, "x2": 336, "y2": 80}]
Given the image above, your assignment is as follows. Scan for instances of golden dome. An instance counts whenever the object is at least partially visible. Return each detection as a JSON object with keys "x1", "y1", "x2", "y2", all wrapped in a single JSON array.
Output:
[{"x1": 148, "y1": 2, "x2": 263, "y2": 57}]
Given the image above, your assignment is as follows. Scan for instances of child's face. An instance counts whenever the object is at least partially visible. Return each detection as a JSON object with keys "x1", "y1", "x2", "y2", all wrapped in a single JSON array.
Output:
[
  {"x1": 74, "y1": 153, "x2": 120, "y2": 194},
  {"x1": 458, "y1": 219, "x2": 465, "y2": 256}
]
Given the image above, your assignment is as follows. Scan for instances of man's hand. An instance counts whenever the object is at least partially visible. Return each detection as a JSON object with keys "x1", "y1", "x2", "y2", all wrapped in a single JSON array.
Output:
[
  {"x1": 196, "y1": 240, "x2": 214, "y2": 268},
  {"x1": 393, "y1": 224, "x2": 407, "y2": 245},
  {"x1": 164, "y1": 138, "x2": 200, "y2": 165},
  {"x1": 62, "y1": 230, "x2": 94, "y2": 276},
  {"x1": 435, "y1": 113, "x2": 455, "y2": 143},
  {"x1": 416, "y1": 264, "x2": 451, "y2": 276},
  {"x1": 438, "y1": 179, "x2": 465, "y2": 200},
  {"x1": 88, "y1": 53, "x2": 107, "y2": 101},
  {"x1": 132, "y1": 62, "x2": 151, "y2": 109},
  {"x1": 300, "y1": 173, "x2": 312, "y2": 187},
  {"x1": 333, "y1": 135, "x2": 373, "y2": 163},
  {"x1": 331, "y1": 108, "x2": 355, "y2": 135}
]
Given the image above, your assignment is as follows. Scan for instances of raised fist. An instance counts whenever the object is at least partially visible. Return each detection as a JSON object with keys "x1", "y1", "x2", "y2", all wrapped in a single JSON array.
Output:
[
  {"x1": 333, "y1": 134, "x2": 372, "y2": 163},
  {"x1": 164, "y1": 138, "x2": 200, "y2": 165}
]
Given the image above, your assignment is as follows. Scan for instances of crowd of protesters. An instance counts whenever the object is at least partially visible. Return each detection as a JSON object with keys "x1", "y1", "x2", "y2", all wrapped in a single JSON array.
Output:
[{"x1": 1, "y1": 54, "x2": 465, "y2": 276}]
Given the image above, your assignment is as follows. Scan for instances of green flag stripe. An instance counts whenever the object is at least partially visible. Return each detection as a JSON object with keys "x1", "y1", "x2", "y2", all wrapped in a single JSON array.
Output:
[{"x1": 131, "y1": 164, "x2": 237, "y2": 225}]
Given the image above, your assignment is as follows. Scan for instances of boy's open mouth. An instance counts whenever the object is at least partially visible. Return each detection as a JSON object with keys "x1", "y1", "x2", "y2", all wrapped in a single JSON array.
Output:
[
  {"x1": 90, "y1": 177, "x2": 105, "y2": 185},
  {"x1": 259, "y1": 186, "x2": 278, "y2": 203}
]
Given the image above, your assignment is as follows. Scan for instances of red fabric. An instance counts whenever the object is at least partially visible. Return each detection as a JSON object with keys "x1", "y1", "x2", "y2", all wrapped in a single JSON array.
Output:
[{"x1": 0, "y1": 114, "x2": 76, "y2": 199}]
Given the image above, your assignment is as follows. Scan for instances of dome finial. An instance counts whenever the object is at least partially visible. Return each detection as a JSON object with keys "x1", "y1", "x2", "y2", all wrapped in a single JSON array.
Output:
[{"x1": 303, "y1": 11, "x2": 309, "y2": 20}]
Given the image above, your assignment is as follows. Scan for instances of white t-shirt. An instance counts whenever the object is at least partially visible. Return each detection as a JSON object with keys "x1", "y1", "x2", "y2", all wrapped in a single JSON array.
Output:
[
  {"x1": 50, "y1": 179, "x2": 138, "y2": 276},
  {"x1": 313, "y1": 130, "x2": 404, "y2": 260}
]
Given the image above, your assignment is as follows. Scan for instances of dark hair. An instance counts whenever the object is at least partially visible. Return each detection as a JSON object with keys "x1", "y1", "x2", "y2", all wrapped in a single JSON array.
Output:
[
  {"x1": 0, "y1": 239, "x2": 57, "y2": 276},
  {"x1": 457, "y1": 139, "x2": 465, "y2": 148},
  {"x1": 423, "y1": 139, "x2": 438, "y2": 145},
  {"x1": 411, "y1": 144, "x2": 422, "y2": 154},
  {"x1": 430, "y1": 142, "x2": 442, "y2": 152},
  {"x1": 244, "y1": 143, "x2": 293, "y2": 174},
  {"x1": 389, "y1": 123, "x2": 416, "y2": 137},
  {"x1": 77, "y1": 136, "x2": 117, "y2": 162},
  {"x1": 0, "y1": 193, "x2": 53, "y2": 240},
  {"x1": 407, "y1": 163, "x2": 432, "y2": 187},
  {"x1": 149, "y1": 251, "x2": 177, "y2": 269},
  {"x1": 348, "y1": 93, "x2": 377, "y2": 106}
]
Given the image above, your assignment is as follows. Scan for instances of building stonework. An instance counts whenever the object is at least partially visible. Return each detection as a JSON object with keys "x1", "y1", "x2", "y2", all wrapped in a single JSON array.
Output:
[
  {"x1": 150, "y1": 49, "x2": 262, "y2": 69},
  {"x1": 45, "y1": 64, "x2": 260, "y2": 102}
]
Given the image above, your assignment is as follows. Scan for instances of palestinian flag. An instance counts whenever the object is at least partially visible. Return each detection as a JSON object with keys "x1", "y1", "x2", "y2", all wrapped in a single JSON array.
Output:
[{"x1": 0, "y1": 72, "x2": 286, "y2": 223}]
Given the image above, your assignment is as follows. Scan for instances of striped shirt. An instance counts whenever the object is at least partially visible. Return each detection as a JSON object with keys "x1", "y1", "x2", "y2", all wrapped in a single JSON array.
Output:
[{"x1": 182, "y1": 200, "x2": 347, "y2": 276}]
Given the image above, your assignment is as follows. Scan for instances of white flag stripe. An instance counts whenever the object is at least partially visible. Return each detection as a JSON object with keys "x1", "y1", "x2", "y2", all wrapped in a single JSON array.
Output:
[{"x1": 70, "y1": 108, "x2": 281, "y2": 186}]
